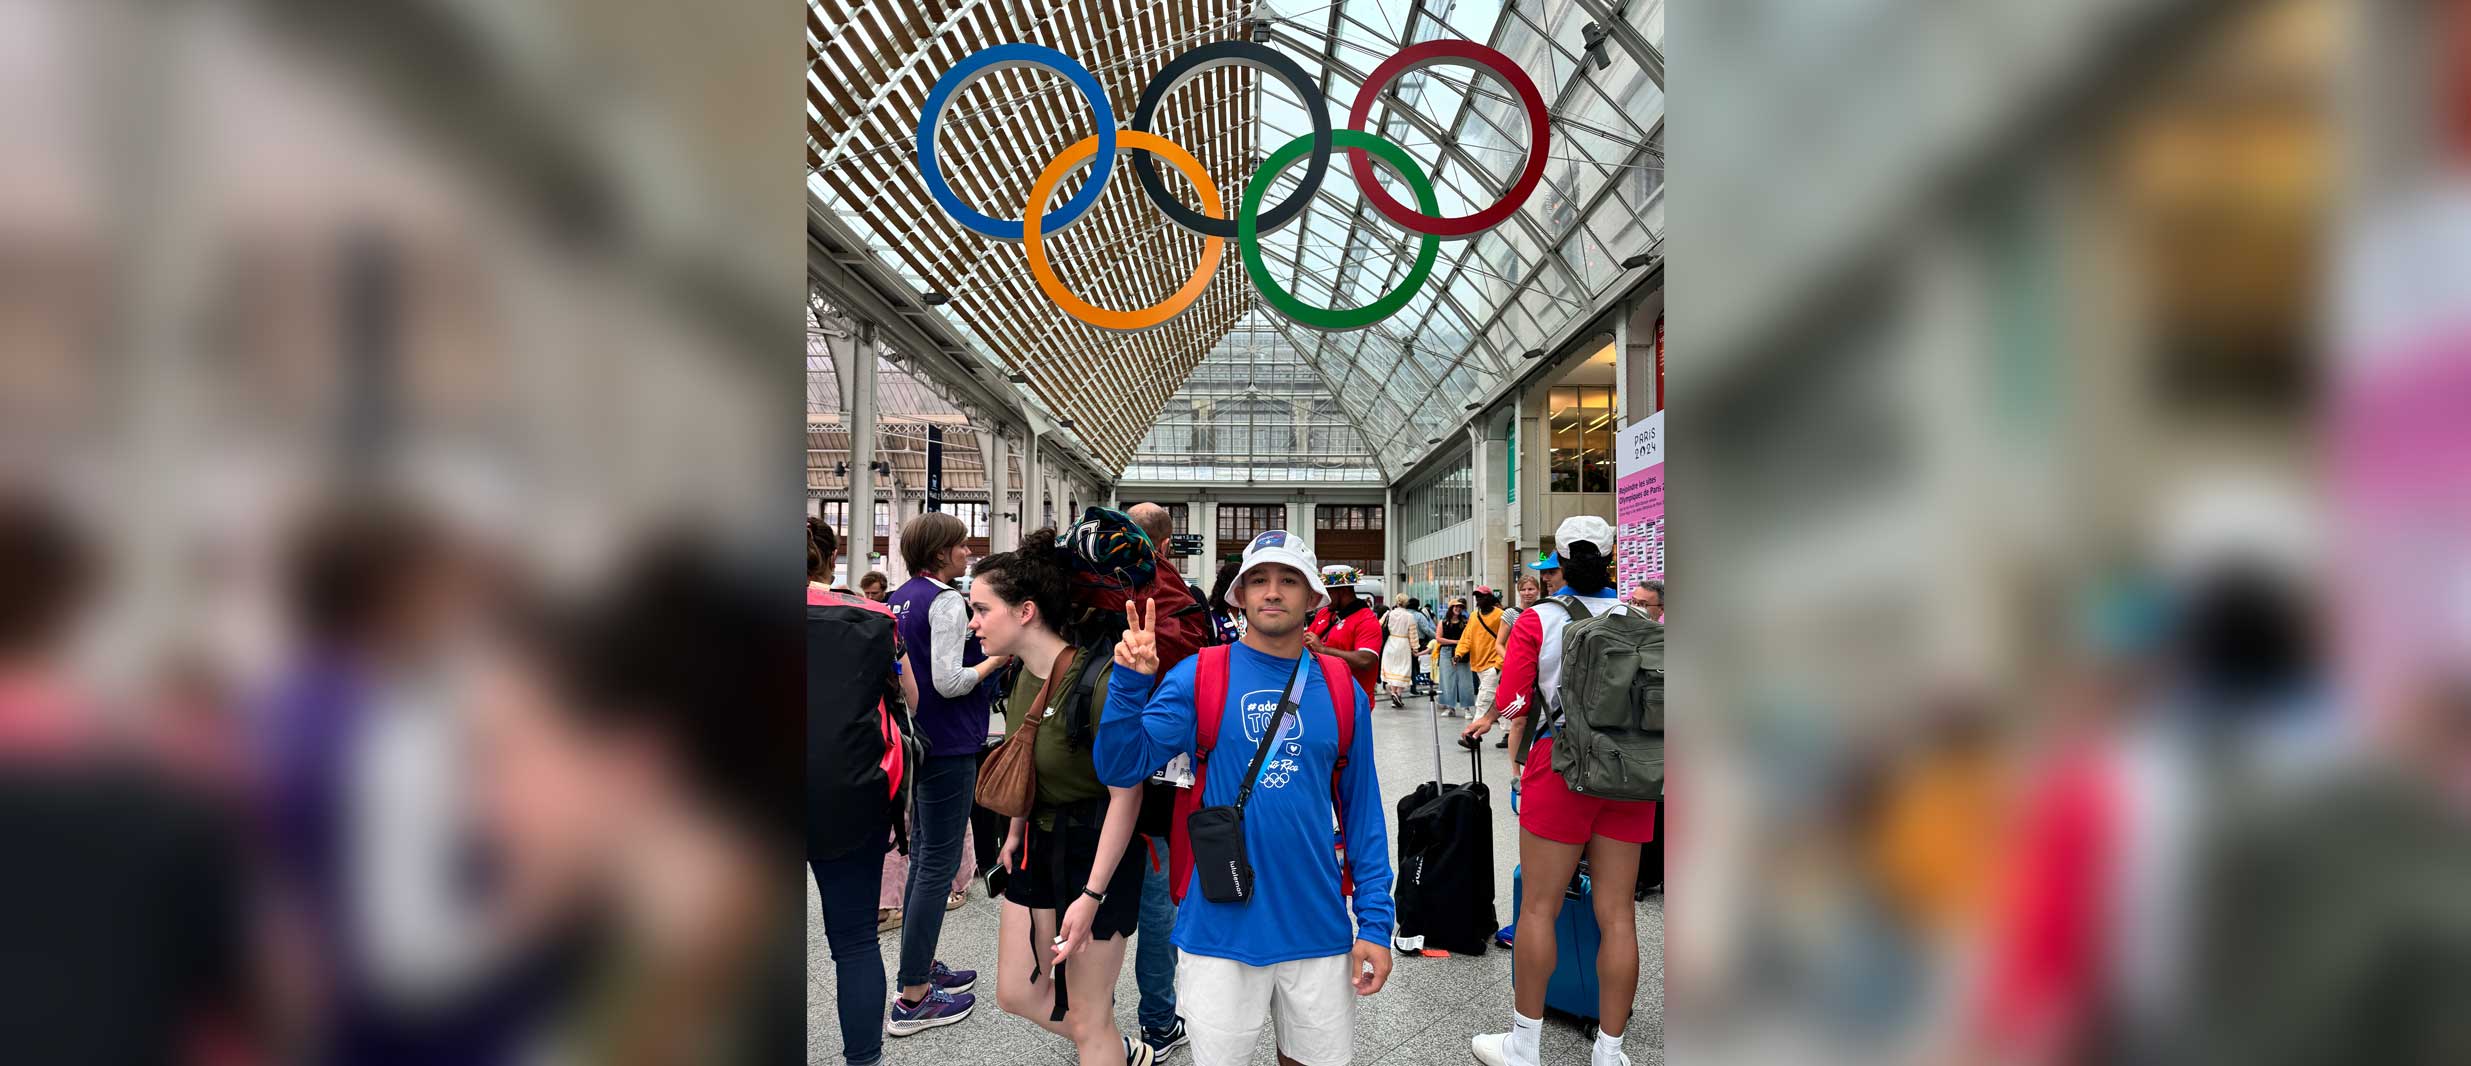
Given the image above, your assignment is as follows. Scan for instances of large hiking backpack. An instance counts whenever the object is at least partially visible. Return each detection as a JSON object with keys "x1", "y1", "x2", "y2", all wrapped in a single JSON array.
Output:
[
  {"x1": 807, "y1": 590, "x2": 920, "y2": 860},
  {"x1": 1547, "y1": 595, "x2": 1665, "y2": 801}
]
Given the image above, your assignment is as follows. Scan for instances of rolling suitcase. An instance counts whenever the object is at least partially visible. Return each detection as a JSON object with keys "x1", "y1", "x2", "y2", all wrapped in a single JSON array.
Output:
[
  {"x1": 1392, "y1": 721, "x2": 1496, "y2": 955},
  {"x1": 1511, "y1": 858, "x2": 1602, "y2": 1023}
]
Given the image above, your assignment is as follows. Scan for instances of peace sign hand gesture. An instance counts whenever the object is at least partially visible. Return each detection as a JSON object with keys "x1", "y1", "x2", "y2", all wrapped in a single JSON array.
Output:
[{"x1": 1114, "y1": 597, "x2": 1161, "y2": 676}]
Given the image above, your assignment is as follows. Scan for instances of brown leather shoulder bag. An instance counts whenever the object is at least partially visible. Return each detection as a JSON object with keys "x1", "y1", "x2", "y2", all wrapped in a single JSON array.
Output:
[{"x1": 975, "y1": 646, "x2": 1075, "y2": 819}]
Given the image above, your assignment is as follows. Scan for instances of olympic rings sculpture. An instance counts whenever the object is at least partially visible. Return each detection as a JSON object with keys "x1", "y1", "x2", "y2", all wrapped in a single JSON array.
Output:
[{"x1": 914, "y1": 38, "x2": 1550, "y2": 333}]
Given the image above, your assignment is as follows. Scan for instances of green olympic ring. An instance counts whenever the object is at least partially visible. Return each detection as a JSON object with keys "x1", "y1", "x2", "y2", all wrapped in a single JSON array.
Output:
[{"x1": 1239, "y1": 130, "x2": 1440, "y2": 333}]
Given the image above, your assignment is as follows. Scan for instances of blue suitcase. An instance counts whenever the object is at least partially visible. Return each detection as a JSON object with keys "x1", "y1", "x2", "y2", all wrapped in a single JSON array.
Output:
[{"x1": 1510, "y1": 860, "x2": 1601, "y2": 1022}]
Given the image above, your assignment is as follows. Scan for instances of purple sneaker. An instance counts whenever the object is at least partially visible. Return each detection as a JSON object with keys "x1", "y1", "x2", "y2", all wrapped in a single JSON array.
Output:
[
  {"x1": 886, "y1": 987, "x2": 975, "y2": 1036},
  {"x1": 929, "y1": 959, "x2": 976, "y2": 994}
]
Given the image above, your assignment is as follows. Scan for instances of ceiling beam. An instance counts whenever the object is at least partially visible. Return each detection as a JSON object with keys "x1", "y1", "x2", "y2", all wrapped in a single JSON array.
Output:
[{"x1": 807, "y1": 196, "x2": 1117, "y2": 491}]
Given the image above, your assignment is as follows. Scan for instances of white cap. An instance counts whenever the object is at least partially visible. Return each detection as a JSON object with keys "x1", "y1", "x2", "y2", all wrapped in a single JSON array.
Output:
[
  {"x1": 1556, "y1": 515, "x2": 1615, "y2": 556},
  {"x1": 1235, "y1": 530, "x2": 1329, "y2": 610}
]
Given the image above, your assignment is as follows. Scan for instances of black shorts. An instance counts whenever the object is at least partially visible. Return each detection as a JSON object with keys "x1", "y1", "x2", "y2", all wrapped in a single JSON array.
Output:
[{"x1": 1001, "y1": 804, "x2": 1147, "y2": 941}]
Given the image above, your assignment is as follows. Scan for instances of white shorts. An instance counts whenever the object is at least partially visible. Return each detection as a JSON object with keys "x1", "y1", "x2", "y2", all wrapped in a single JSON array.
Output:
[
  {"x1": 1473, "y1": 667, "x2": 1501, "y2": 715},
  {"x1": 1177, "y1": 950, "x2": 1356, "y2": 1066}
]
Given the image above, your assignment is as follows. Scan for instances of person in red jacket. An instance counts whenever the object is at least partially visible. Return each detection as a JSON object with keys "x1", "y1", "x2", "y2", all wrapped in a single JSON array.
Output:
[{"x1": 1304, "y1": 564, "x2": 1383, "y2": 701}]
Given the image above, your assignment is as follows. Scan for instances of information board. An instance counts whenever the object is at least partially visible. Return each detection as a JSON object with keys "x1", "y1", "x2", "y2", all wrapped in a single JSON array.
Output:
[{"x1": 1615, "y1": 411, "x2": 1665, "y2": 587}]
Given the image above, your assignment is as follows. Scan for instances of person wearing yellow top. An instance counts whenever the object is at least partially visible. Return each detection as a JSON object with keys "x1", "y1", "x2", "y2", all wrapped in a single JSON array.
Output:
[{"x1": 1455, "y1": 586, "x2": 1508, "y2": 714}]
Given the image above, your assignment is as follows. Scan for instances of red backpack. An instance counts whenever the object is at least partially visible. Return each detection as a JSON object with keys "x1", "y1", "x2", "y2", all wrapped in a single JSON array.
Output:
[{"x1": 1167, "y1": 645, "x2": 1359, "y2": 904}]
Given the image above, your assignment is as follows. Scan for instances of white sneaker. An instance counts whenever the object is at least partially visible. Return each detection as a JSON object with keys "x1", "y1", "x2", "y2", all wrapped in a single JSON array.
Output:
[
  {"x1": 1471, "y1": 1032, "x2": 1510, "y2": 1066},
  {"x1": 1592, "y1": 1042, "x2": 1632, "y2": 1066}
]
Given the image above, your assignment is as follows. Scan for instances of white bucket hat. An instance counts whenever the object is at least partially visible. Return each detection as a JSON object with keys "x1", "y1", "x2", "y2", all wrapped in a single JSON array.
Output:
[{"x1": 1233, "y1": 529, "x2": 1329, "y2": 610}]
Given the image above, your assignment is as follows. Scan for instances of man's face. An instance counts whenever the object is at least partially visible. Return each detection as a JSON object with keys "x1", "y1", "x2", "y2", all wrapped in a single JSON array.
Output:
[
  {"x1": 1541, "y1": 569, "x2": 1564, "y2": 595},
  {"x1": 1328, "y1": 585, "x2": 1358, "y2": 611},
  {"x1": 1233, "y1": 565, "x2": 1314, "y2": 637},
  {"x1": 1645, "y1": 590, "x2": 1663, "y2": 618},
  {"x1": 1629, "y1": 584, "x2": 1657, "y2": 609}
]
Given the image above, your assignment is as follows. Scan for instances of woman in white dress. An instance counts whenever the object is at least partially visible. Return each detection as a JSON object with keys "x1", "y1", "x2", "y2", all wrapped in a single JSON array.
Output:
[{"x1": 1379, "y1": 599, "x2": 1420, "y2": 708}]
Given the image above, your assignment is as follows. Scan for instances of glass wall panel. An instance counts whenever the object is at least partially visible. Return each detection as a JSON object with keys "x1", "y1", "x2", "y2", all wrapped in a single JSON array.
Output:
[
  {"x1": 1399, "y1": 453, "x2": 1473, "y2": 543},
  {"x1": 1129, "y1": 311, "x2": 1383, "y2": 484},
  {"x1": 1547, "y1": 385, "x2": 1617, "y2": 493}
]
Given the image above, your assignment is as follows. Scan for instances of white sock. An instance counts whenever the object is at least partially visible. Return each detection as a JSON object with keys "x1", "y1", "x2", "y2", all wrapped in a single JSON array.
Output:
[
  {"x1": 1507, "y1": 1011, "x2": 1543, "y2": 1065},
  {"x1": 1594, "y1": 1027, "x2": 1627, "y2": 1063}
]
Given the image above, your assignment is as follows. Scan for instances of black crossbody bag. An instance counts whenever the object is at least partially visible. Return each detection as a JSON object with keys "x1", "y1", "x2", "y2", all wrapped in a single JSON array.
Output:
[{"x1": 1184, "y1": 651, "x2": 1310, "y2": 904}]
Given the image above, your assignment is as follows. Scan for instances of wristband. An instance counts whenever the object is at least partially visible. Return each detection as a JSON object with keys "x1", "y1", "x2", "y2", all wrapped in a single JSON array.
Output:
[{"x1": 1080, "y1": 887, "x2": 1106, "y2": 904}]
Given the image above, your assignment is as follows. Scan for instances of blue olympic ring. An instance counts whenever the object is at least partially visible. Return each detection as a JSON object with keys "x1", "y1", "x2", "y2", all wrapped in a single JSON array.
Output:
[{"x1": 914, "y1": 43, "x2": 1117, "y2": 242}]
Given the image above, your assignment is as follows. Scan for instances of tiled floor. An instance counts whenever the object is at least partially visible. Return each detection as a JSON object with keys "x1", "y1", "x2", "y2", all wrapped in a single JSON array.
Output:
[{"x1": 809, "y1": 689, "x2": 1663, "y2": 1065}]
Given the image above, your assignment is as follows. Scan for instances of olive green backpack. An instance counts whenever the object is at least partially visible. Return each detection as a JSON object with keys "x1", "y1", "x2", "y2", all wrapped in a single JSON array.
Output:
[{"x1": 1544, "y1": 595, "x2": 1665, "y2": 801}]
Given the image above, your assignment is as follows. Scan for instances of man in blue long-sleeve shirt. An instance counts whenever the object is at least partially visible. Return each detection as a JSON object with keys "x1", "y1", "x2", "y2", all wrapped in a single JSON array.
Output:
[{"x1": 1097, "y1": 530, "x2": 1394, "y2": 1066}]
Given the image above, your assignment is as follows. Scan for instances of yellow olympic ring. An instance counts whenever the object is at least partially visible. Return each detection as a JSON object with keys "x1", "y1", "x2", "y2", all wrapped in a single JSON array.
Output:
[{"x1": 1023, "y1": 130, "x2": 1223, "y2": 332}]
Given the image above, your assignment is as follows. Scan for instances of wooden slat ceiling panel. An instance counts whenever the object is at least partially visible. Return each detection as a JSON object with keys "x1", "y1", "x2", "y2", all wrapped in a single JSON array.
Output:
[{"x1": 811, "y1": 0, "x2": 1253, "y2": 471}]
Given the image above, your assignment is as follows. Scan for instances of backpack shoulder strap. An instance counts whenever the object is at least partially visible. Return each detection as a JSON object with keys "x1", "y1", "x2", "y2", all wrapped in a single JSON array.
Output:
[
  {"x1": 1317, "y1": 653, "x2": 1354, "y2": 759},
  {"x1": 1193, "y1": 645, "x2": 1231, "y2": 760},
  {"x1": 1316, "y1": 651, "x2": 1358, "y2": 897},
  {"x1": 1062, "y1": 636, "x2": 1112, "y2": 748},
  {"x1": 1553, "y1": 593, "x2": 1594, "y2": 620},
  {"x1": 1170, "y1": 645, "x2": 1233, "y2": 905}
]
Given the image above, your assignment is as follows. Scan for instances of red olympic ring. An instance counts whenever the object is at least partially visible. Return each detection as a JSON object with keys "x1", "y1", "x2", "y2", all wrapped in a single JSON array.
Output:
[{"x1": 1345, "y1": 39, "x2": 1552, "y2": 239}]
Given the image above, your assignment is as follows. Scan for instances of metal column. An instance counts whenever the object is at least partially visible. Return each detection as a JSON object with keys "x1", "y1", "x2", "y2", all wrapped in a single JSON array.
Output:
[
  {"x1": 841, "y1": 322, "x2": 877, "y2": 577},
  {"x1": 986, "y1": 428, "x2": 1012, "y2": 553}
]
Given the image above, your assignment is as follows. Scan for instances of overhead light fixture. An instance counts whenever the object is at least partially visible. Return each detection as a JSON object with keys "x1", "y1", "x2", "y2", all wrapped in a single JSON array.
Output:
[
  {"x1": 1057, "y1": 419, "x2": 1076, "y2": 429},
  {"x1": 1581, "y1": 22, "x2": 1613, "y2": 71},
  {"x1": 1007, "y1": 372, "x2": 1031, "y2": 384},
  {"x1": 921, "y1": 290, "x2": 951, "y2": 305},
  {"x1": 1463, "y1": 402, "x2": 1481, "y2": 411},
  {"x1": 1521, "y1": 348, "x2": 1546, "y2": 360},
  {"x1": 1622, "y1": 252, "x2": 1652, "y2": 269}
]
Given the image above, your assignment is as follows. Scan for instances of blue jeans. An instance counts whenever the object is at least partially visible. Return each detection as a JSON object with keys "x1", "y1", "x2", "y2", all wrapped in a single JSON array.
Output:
[
  {"x1": 812, "y1": 845, "x2": 888, "y2": 1066},
  {"x1": 1439, "y1": 655, "x2": 1476, "y2": 709},
  {"x1": 1134, "y1": 833, "x2": 1178, "y2": 1030},
  {"x1": 897, "y1": 753, "x2": 978, "y2": 989}
]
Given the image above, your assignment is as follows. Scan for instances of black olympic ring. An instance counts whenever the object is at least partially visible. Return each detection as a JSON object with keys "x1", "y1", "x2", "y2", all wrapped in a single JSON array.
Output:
[{"x1": 1128, "y1": 40, "x2": 1330, "y2": 240}]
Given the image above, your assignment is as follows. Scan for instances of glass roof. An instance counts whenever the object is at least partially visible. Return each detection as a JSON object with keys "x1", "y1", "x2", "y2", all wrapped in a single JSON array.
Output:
[
  {"x1": 1123, "y1": 312, "x2": 1384, "y2": 484},
  {"x1": 809, "y1": 0, "x2": 1664, "y2": 479}
]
